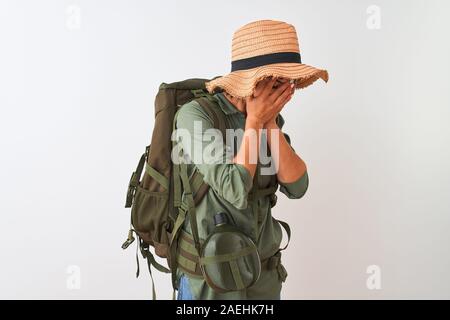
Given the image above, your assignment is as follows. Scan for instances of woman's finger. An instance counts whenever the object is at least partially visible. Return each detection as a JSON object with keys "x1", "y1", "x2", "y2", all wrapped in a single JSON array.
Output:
[
  {"x1": 253, "y1": 77, "x2": 273, "y2": 98},
  {"x1": 269, "y1": 81, "x2": 290, "y2": 102},
  {"x1": 281, "y1": 92, "x2": 293, "y2": 108},
  {"x1": 276, "y1": 95, "x2": 290, "y2": 113},
  {"x1": 273, "y1": 83, "x2": 294, "y2": 107},
  {"x1": 272, "y1": 93, "x2": 292, "y2": 116},
  {"x1": 260, "y1": 77, "x2": 277, "y2": 98},
  {"x1": 253, "y1": 79, "x2": 267, "y2": 97},
  {"x1": 271, "y1": 95, "x2": 289, "y2": 116}
]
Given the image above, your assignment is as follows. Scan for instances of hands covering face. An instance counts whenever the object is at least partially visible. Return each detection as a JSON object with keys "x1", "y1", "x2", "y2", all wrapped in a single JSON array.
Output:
[{"x1": 245, "y1": 76, "x2": 296, "y2": 124}]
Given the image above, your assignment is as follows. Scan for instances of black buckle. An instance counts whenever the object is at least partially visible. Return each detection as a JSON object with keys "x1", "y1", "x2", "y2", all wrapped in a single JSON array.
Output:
[
  {"x1": 191, "y1": 89, "x2": 214, "y2": 102},
  {"x1": 191, "y1": 89, "x2": 207, "y2": 98},
  {"x1": 125, "y1": 172, "x2": 139, "y2": 207}
]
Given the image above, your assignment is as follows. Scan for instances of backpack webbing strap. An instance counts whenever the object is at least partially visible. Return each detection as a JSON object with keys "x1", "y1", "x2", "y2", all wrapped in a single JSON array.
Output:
[
  {"x1": 127, "y1": 231, "x2": 170, "y2": 300},
  {"x1": 169, "y1": 206, "x2": 185, "y2": 289},
  {"x1": 190, "y1": 170, "x2": 210, "y2": 205},
  {"x1": 140, "y1": 244, "x2": 171, "y2": 274},
  {"x1": 125, "y1": 145, "x2": 149, "y2": 208},
  {"x1": 176, "y1": 230, "x2": 203, "y2": 278},
  {"x1": 198, "y1": 246, "x2": 256, "y2": 264},
  {"x1": 144, "y1": 163, "x2": 169, "y2": 190},
  {"x1": 178, "y1": 162, "x2": 202, "y2": 256},
  {"x1": 173, "y1": 163, "x2": 181, "y2": 207},
  {"x1": 172, "y1": 109, "x2": 183, "y2": 209},
  {"x1": 169, "y1": 162, "x2": 203, "y2": 290},
  {"x1": 276, "y1": 219, "x2": 291, "y2": 251},
  {"x1": 138, "y1": 239, "x2": 157, "y2": 300},
  {"x1": 229, "y1": 259, "x2": 245, "y2": 291},
  {"x1": 189, "y1": 170, "x2": 204, "y2": 194}
]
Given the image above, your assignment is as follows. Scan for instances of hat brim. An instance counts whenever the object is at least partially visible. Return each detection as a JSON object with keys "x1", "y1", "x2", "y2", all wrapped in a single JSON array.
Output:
[{"x1": 205, "y1": 62, "x2": 329, "y2": 98}]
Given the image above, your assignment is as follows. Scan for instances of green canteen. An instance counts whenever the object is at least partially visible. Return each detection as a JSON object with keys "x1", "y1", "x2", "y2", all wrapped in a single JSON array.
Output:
[{"x1": 199, "y1": 212, "x2": 261, "y2": 292}]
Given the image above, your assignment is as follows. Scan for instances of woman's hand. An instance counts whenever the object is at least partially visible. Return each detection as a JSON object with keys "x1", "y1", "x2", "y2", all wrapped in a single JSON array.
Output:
[
  {"x1": 245, "y1": 77, "x2": 294, "y2": 125},
  {"x1": 266, "y1": 80, "x2": 296, "y2": 128}
]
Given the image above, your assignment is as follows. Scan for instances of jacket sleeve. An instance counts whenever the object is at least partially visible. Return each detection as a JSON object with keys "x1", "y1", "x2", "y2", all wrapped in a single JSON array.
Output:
[
  {"x1": 175, "y1": 101, "x2": 253, "y2": 209},
  {"x1": 276, "y1": 114, "x2": 309, "y2": 199},
  {"x1": 279, "y1": 170, "x2": 309, "y2": 199}
]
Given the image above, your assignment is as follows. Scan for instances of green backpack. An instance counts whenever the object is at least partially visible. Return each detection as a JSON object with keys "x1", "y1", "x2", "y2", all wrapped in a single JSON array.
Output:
[
  {"x1": 122, "y1": 77, "x2": 229, "y2": 299},
  {"x1": 122, "y1": 77, "x2": 286, "y2": 299}
]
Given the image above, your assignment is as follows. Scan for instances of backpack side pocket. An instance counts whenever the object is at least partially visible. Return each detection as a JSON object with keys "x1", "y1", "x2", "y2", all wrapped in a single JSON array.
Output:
[{"x1": 131, "y1": 186, "x2": 170, "y2": 258}]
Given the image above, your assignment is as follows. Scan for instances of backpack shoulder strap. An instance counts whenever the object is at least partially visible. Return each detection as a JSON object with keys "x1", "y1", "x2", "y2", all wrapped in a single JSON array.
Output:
[
  {"x1": 187, "y1": 94, "x2": 228, "y2": 204},
  {"x1": 195, "y1": 96, "x2": 227, "y2": 139}
]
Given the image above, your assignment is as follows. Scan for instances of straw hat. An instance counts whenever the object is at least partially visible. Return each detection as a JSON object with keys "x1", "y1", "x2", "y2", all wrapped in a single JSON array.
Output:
[{"x1": 205, "y1": 19, "x2": 329, "y2": 98}]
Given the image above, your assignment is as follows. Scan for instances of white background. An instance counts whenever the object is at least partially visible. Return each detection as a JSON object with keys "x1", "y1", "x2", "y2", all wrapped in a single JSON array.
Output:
[{"x1": 0, "y1": 0, "x2": 449, "y2": 299}]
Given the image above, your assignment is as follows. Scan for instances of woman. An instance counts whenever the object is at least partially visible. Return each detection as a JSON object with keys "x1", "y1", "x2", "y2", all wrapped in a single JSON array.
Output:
[{"x1": 175, "y1": 19, "x2": 328, "y2": 300}]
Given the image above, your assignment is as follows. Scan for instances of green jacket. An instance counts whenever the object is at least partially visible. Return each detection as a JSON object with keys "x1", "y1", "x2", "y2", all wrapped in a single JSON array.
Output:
[{"x1": 175, "y1": 91, "x2": 309, "y2": 299}]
